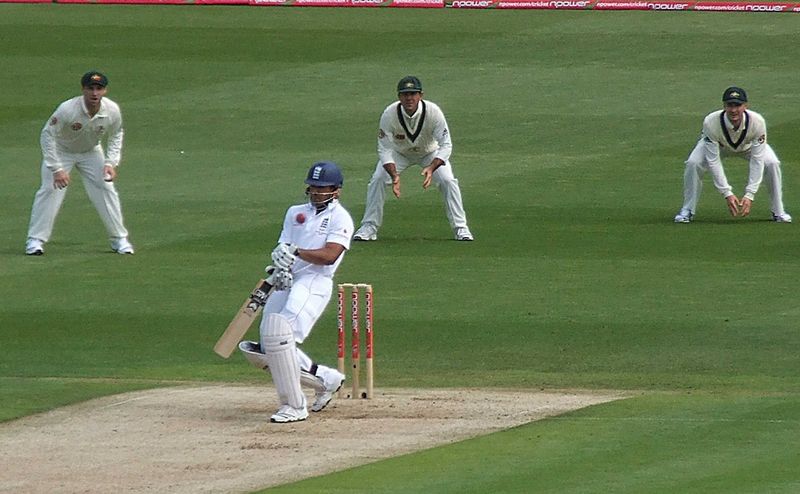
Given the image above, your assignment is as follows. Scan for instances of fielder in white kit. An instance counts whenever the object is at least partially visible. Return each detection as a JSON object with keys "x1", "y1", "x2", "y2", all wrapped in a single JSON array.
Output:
[
  {"x1": 353, "y1": 76, "x2": 473, "y2": 241},
  {"x1": 25, "y1": 71, "x2": 134, "y2": 255},
  {"x1": 239, "y1": 161, "x2": 352, "y2": 423},
  {"x1": 674, "y1": 86, "x2": 791, "y2": 223}
]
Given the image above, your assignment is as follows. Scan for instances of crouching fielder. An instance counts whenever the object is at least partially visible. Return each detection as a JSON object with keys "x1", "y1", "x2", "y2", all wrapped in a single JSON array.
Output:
[
  {"x1": 239, "y1": 161, "x2": 354, "y2": 423},
  {"x1": 353, "y1": 76, "x2": 473, "y2": 242},
  {"x1": 25, "y1": 71, "x2": 134, "y2": 256},
  {"x1": 674, "y1": 86, "x2": 790, "y2": 223}
]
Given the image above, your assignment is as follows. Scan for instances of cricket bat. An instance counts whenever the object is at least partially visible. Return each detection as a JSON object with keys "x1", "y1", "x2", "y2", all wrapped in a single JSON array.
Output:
[{"x1": 213, "y1": 278, "x2": 276, "y2": 358}]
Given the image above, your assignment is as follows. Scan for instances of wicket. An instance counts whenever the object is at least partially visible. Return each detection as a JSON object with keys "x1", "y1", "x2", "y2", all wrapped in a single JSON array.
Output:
[{"x1": 337, "y1": 283, "x2": 374, "y2": 399}]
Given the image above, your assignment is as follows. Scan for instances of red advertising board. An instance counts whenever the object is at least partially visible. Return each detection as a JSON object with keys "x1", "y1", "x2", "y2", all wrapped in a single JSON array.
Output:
[
  {"x1": 1, "y1": 0, "x2": 796, "y2": 11},
  {"x1": 593, "y1": 0, "x2": 692, "y2": 9}
]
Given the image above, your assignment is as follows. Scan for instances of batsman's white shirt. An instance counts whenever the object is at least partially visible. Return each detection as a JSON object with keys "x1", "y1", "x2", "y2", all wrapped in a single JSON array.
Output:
[
  {"x1": 41, "y1": 96, "x2": 123, "y2": 172},
  {"x1": 263, "y1": 199, "x2": 354, "y2": 344},
  {"x1": 280, "y1": 200, "x2": 353, "y2": 278},
  {"x1": 378, "y1": 100, "x2": 452, "y2": 165},
  {"x1": 698, "y1": 109, "x2": 771, "y2": 200}
]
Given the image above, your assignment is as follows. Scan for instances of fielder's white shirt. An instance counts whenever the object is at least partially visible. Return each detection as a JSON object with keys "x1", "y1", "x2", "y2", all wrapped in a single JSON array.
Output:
[
  {"x1": 41, "y1": 96, "x2": 124, "y2": 172},
  {"x1": 700, "y1": 109, "x2": 768, "y2": 199},
  {"x1": 377, "y1": 100, "x2": 452, "y2": 165},
  {"x1": 278, "y1": 199, "x2": 354, "y2": 278}
]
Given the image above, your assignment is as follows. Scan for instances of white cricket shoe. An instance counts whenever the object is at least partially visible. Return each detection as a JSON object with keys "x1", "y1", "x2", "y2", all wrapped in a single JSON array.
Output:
[
  {"x1": 111, "y1": 237, "x2": 135, "y2": 254},
  {"x1": 270, "y1": 404, "x2": 309, "y2": 423},
  {"x1": 772, "y1": 212, "x2": 792, "y2": 223},
  {"x1": 25, "y1": 238, "x2": 44, "y2": 256},
  {"x1": 674, "y1": 209, "x2": 693, "y2": 223},
  {"x1": 455, "y1": 227, "x2": 474, "y2": 241},
  {"x1": 311, "y1": 369, "x2": 345, "y2": 412},
  {"x1": 353, "y1": 224, "x2": 378, "y2": 241}
]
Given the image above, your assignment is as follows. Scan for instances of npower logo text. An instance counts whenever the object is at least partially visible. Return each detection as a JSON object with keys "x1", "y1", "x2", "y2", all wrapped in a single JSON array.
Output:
[{"x1": 451, "y1": 0, "x2": 493, "y2": 6}]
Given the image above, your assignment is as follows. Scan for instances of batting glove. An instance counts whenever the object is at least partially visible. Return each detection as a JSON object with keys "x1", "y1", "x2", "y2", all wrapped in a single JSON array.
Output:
[
  {"x1": 270, "y1": 243, "x2": 298, "y2": 271},
  {"x1": 273, "y1": 269, "x2": 293, "y2": 291},
  {"x1": 264, "y1": 265, "x2": 293, "y2": 290}
]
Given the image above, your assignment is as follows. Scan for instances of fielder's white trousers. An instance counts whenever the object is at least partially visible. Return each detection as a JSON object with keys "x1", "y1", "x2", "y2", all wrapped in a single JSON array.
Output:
[
  {"x1": 681, "y1": 140, "x2": 787, "y2": 215},
  {"x1": 27, "y1": 146, "x2": 129, "y2": 243},
  {"x1": 359, "y1": 151, "x2": 469, "y2": 230},
  {"x1": 261, "y1": 273, "x2": 336, "y2": 377}
]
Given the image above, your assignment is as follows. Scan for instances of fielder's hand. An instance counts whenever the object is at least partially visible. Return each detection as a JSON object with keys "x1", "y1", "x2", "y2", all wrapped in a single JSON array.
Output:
[
  {"x1": 271, "y1": 243, "x2": 298, "y2": 271},
  {"x1": 421, "y1": 168, "x2": 433, "y2": 190},
  {"x1": 103, "y1": 165, "x2": 116, "y2": 182},
  {"x1": 53, "y1": 169, "x2": 70, "y2": 189},
  {"x1": 726, "y1": 195, "x2": 740, "y2": 217},
  {"x1": 421, "y1": 159, "x2": 443, "y2": 190},
  {"x1": 391, "y1": 176, "x2": 401, "y2": 198},
  {"x1": 739, "y1": 197, "x2": 752, "y2": 217}
]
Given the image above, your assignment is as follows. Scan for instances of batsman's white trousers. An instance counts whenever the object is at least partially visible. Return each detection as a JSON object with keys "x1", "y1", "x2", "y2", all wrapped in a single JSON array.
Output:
[
  {"x1": 360, "y1": 151, "x2": 468, "y2": 230},
  {"x1": 261, "y1": 273, "x2": 333, "y2": 375},
  {"x1": 27, "y1": 146, "x2": 129, "y2": 242},
  {"x1": 681, "y1": 140, "x2": 786, "y2": 215}
]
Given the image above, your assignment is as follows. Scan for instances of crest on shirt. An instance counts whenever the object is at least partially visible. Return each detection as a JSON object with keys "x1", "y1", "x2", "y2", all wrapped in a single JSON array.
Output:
[
  {"x1": 394, "y1": 134, "x2": 405, "y2": 140},
  {"x1": 318, "y1": 218, "x2": 329, "y2": 235},
  {"x1": 50, "y1": 117, "x2": 58, "y2": 126},
  {"x1": 71, "y1": 122, "x2": 82, "y2": 131}
]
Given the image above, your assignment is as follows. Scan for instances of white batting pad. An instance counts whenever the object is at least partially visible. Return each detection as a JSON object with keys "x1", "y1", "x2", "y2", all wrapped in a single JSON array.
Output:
[
  {"x1": 240, "y1": 340, "x2": 324, "y2": 393},
  {"x1": 262, "y1": 313, "x2": 306, "y2": 409},
  {"x1": 301, "y1": 370, "x2": 325, "y2": 393}
]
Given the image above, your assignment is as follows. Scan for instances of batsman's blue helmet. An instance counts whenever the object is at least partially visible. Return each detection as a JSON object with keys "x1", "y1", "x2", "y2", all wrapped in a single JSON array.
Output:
[{"x1": 305, "y1": 161, "x2": 344, "y2": 188}]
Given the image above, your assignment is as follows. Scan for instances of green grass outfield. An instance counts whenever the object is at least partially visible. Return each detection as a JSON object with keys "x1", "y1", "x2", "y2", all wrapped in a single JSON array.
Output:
[{"x1": 1, "y1": 5, "x2": 799, "y2": 492}]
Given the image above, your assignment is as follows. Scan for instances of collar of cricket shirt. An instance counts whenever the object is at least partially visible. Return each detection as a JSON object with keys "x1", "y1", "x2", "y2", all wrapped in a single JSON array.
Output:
[
  {"x1": 80, "y1": 97, "x2": 107, "y2": 120},
  {"x1": 397, "y1": 100, "x2": 426, "y2": 143},
  {"x1": 720, "y1": 110, "x2": 749, "y2": 150}
]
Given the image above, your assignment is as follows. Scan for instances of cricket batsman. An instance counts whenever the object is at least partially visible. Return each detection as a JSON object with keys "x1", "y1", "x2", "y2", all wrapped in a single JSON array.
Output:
[{"x1": 239, "y1": 161, "x2": 353, "y2": 423}]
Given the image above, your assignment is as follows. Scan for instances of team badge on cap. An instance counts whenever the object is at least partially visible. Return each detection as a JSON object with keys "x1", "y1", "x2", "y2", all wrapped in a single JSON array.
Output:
[
  {"x1": 722, "y1": 86, "x2": 747, "y2": 104},
  {"x1": 81, "y1": 71, "x2": 109, "y2": 88},
  {"x1": 397, "y1": 76, "x2": 423, "y2": 93}
]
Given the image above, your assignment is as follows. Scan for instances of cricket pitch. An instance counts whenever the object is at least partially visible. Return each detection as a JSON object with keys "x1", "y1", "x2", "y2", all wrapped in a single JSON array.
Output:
[{"x1": 0, "y1": 386, "x2": 626, "y2": 493}]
